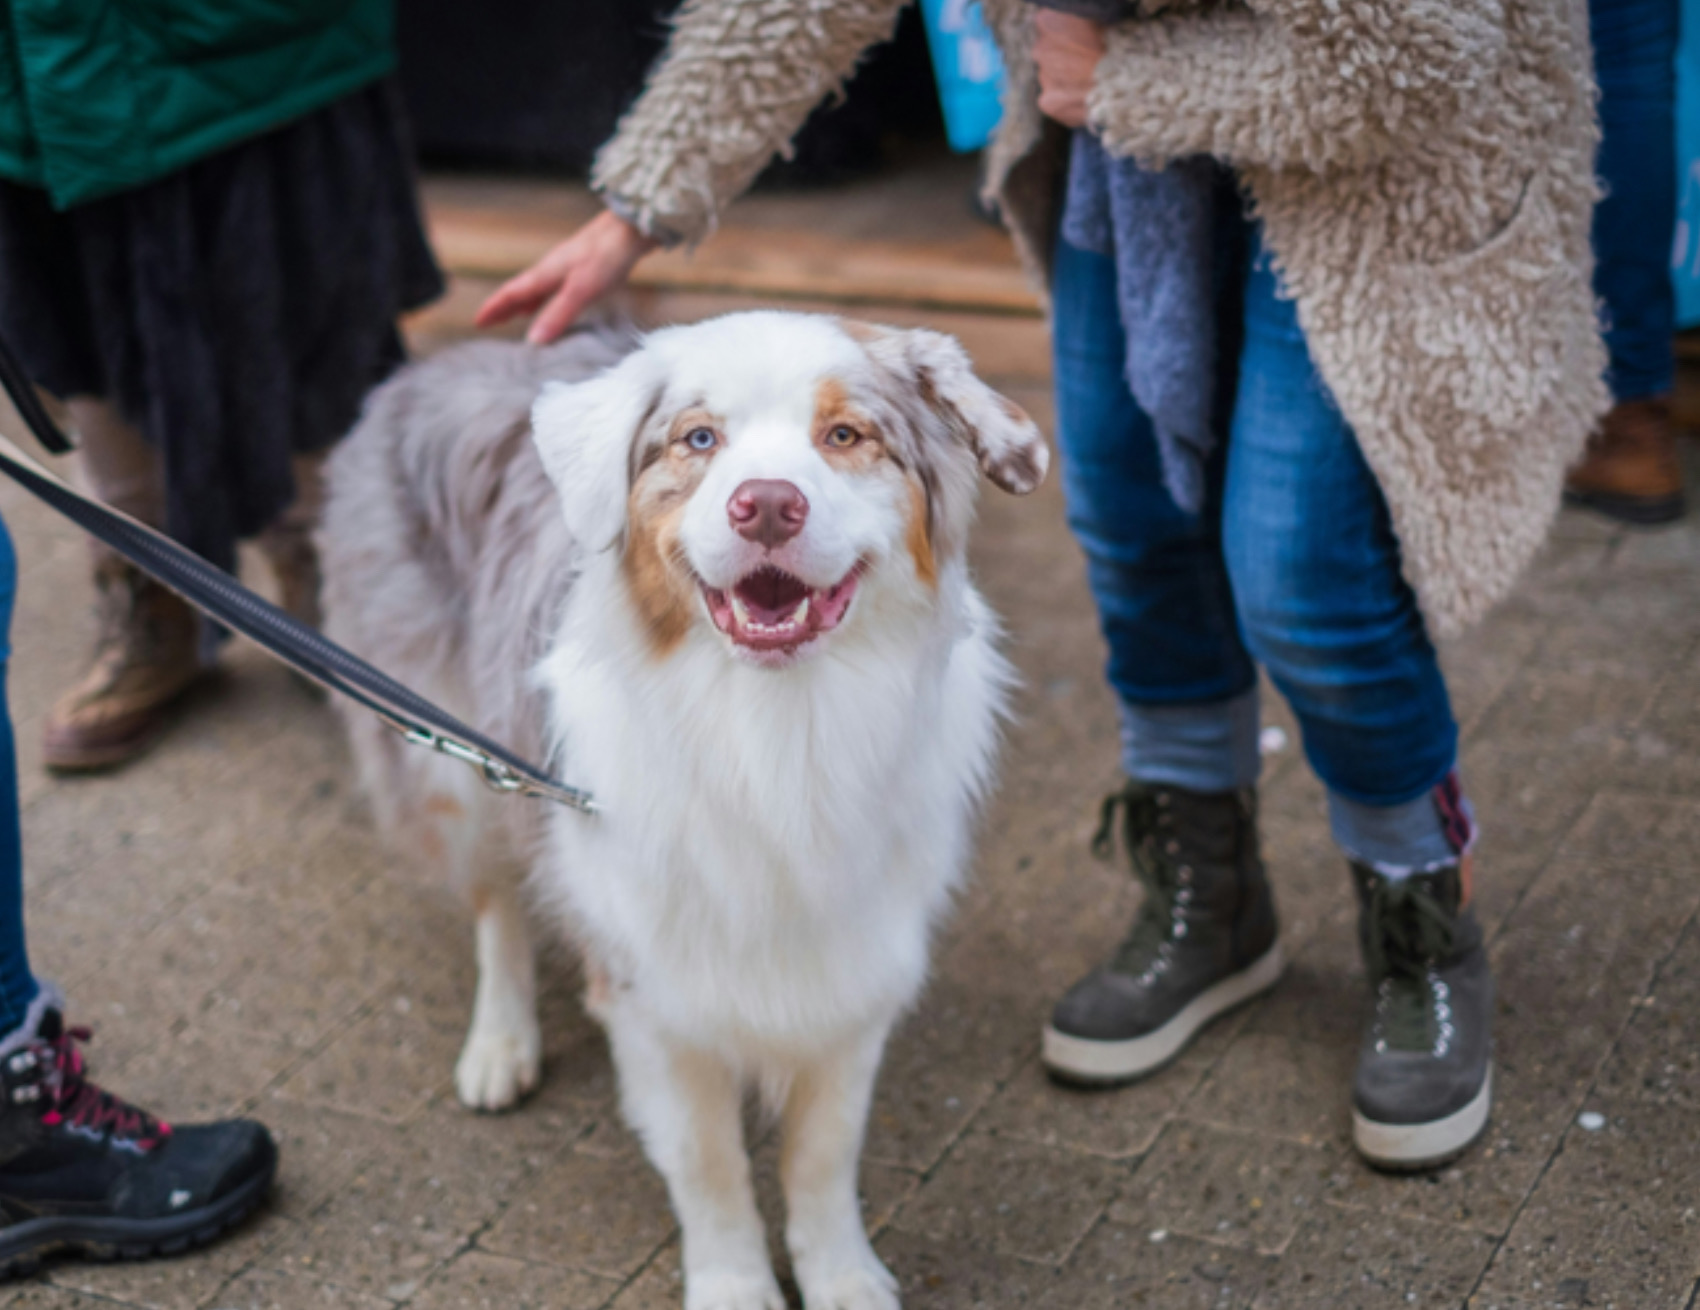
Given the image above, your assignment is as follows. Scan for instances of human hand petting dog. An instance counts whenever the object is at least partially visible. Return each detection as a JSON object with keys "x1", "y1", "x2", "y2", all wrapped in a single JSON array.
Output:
[
  {"x1": 475, "y1": 208, "x2": 658, "y2": 345},
  {"x1": 1033, "y1": 10, "x2": 1106, "y2": 129}
]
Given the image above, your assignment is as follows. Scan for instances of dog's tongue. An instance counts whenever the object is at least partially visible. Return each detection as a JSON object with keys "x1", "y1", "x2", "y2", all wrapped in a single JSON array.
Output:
[{"x1": 736, "y1": 568, "x2": 809, "y2": 624}]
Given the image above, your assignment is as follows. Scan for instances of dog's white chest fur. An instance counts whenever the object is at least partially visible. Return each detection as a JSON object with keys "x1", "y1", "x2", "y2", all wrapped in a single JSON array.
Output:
[{"x1": 537, "y1": 560, "x2": 1008, "y2": 1052}]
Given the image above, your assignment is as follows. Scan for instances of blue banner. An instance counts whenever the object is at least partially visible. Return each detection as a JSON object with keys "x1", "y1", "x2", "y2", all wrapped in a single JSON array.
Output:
[{"x1": 919, "y1": 0, "x2": 1007, "y2": 153}]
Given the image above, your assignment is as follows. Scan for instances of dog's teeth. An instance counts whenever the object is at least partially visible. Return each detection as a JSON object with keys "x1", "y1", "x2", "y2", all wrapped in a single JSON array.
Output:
[{"x1": 726, "y1": 589, "x2": 815, "y2": 639}]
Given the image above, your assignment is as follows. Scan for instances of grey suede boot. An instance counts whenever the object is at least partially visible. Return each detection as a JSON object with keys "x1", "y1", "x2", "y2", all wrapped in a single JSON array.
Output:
[
  {"x1": 1351, "y1": 862, "x2": 1494, "y2": 1170},
  {"x1": 1043, "y1": 782, "x2": 1285, "y2": 1084}
]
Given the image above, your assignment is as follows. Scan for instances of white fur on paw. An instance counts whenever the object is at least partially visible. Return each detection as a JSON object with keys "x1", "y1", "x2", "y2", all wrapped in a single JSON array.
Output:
[
  {"x1": 684, "y1": 1268, "x2": 786, "y2": 1310},
  {"x1": 799, "y1": 1257, "x2": 901, "y2": 1310},
  {"x1": 454, "y1": 1022, "x2": 541, "y2": 1111}
]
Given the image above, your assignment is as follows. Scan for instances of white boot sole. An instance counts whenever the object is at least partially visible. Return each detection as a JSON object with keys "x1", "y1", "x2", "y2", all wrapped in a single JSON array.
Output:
[
  {"x1": 1041, "y1": 941, "x2": 1286, "y2": 1084},
  {"x1": 1353, "y1": 1067, "x2": 1493, "y2": 1171}
]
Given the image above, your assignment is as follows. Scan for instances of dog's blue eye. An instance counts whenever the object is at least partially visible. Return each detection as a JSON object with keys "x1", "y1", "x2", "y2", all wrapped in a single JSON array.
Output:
[{"x1": 685, "y1": 428, "x2": 718, "y2": 452}]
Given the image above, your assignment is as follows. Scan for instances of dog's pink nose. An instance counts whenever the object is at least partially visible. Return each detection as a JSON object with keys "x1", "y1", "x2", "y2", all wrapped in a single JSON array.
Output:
[{"x1": 728, "y1": 480, "x2": 808, "y2": 548}]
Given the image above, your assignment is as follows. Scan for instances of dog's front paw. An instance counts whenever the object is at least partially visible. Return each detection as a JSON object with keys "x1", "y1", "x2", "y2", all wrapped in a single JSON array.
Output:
[
  {"x1": 798, "y1": 1254, "x2": 901, "y2": 1310},
  {"x1": 454, "y1": 1020, "x2": 541, "y2": 1111},
  {"x1": 684, "y1": 1267, "x2": 786, "y2": 1310}
]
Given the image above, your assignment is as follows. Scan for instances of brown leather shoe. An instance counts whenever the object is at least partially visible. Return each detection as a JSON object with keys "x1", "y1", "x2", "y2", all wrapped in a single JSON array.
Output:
[
  {"x1": 42, "y1": 555, "x2": 204, "y2": 772},
  {"x1": 1564, "y1": 397, "x2": 1687, "y2": 525}
]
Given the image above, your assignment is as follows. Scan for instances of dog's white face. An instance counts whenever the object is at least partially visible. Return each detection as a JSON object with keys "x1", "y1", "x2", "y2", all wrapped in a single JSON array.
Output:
[{"x1": 532, "y1": 312, "x2": 1048, "y2": 665}]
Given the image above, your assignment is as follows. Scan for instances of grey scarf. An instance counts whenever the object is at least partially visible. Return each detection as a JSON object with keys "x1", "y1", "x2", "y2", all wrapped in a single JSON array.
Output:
[{"x1": 1034, "y1": 0, "x2": 1224, "y2": 513}]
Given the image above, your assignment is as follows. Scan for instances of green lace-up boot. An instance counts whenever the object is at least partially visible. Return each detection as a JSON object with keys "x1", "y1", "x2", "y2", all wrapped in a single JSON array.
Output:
[
  {"x1": 1043, "y1": 782, "x2": 1285, "y2": 1084},
  {"x1": 1351, "y1": 862, "x2": 1494, "y2": 1170}
]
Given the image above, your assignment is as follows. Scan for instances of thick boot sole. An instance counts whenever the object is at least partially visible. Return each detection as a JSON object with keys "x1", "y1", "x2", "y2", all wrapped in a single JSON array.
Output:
[
  {"x1": 1353, "y1": 1067, "x2": 1492, "y2": 1172},
  {"x1": 42, "y1": 718, "x2": 172, "y2": 773},
  {"x1": 0, "y1": 1163, "x2": 273, "y2": 1280},
  {"x1": 1041, "y1": 941, "x2": 1285, "y2": 1085},
  {"x1": 42, "y1": 674, "x2": 206, "y2": 773},
  {"x1": 1562, "y1": 487, "x2": 1686, "y2": 526}
]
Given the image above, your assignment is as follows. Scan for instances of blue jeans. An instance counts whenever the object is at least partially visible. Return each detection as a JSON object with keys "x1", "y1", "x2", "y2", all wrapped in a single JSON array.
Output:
[
  {"x1": 0, "y1": 512, "x2": 38, "y2": 1040},
  {"x1": 1592, "y1": 0, "x2": 1680, "y2": 401},
  {"x1": 1052, "y1": 230, "x2": 1463, "y2": 865}
]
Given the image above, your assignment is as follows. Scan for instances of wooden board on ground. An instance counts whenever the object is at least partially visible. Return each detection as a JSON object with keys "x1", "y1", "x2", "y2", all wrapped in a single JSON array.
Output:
[{"x1": 421, "y1": 145, "x2": 1040, "y2": 320}]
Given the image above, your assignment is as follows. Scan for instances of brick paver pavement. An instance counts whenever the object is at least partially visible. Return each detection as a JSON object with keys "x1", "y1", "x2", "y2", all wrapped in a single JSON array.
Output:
[{"x1": 1, "y1": 321, "x2": 1697, "y2": 1309}]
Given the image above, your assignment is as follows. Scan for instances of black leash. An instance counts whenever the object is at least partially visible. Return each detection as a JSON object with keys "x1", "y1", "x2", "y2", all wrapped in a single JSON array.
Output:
[{"x1": 0, "y1": 331, "x2": 597, "y2": 815}]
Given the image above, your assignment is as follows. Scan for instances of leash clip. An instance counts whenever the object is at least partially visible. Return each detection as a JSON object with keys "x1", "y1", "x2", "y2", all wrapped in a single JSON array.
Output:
[{"x1": 399, "y1": 725, "x2": 600, "y2": 816}]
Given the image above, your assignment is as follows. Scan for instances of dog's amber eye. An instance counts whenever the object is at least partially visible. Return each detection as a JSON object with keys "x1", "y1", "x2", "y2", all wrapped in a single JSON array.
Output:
[
  {"x1": 825, "y1": 426, "x2": 861, "y2": 449},
  {"x1": 683, "y1": 428, "x2": 719, "y2": 452}
]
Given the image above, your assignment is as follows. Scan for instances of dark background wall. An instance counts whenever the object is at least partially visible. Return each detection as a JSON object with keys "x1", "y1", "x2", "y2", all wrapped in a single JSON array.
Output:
[{"x1": 396, "y1": 1, "x2": 945, "y2": 184}]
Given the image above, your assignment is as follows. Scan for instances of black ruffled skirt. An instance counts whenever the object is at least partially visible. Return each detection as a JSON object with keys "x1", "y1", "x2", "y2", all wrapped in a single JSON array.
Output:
[{"x1": 0, "y1": 79, "x2": 444, "y2": 572}]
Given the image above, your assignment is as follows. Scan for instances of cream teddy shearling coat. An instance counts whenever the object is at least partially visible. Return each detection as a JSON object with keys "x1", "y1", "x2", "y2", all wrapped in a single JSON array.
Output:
[{"x1": 593, "y1": 0, "x2": 1608, "y2": 635}]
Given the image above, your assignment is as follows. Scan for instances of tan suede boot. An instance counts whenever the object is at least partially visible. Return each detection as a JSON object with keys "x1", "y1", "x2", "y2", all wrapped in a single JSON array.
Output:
[
  {"x1": 258, "y1": 522, "x2": 322, "y2": 631},
  {"x1": 259, "y1": 450, "x2": 325, "y2": 630},
  {"x1": 1564, "y1": 397, "x2": 1687, "y2": 525},
  {"x1": 42, "y1": 554, "x2": 204, "y2": 772},
  {"x1": 256, "y1": 522, "x2": 328, "y2": 701}
]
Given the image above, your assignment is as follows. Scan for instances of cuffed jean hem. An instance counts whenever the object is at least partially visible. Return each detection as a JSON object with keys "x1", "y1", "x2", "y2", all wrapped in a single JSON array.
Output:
[
  {"x1": 1120, "y1": 687, "x2": 1262, "y2": 793},
  {"x1": 1330, "y1": 774, "x2": 1474, "y2": 877}
]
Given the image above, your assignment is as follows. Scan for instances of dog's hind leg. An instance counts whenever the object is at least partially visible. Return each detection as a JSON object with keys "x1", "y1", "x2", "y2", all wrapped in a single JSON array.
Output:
[
  {"x1": 455, "y1": 877, "x2": 543, "y2": 1111},
  {"x1": 607, "y1": 1013, "x2": 782, "y2": 1310},
  {"x1": 781, "y1": 1024, "x2": 900, "y2": 1310}
]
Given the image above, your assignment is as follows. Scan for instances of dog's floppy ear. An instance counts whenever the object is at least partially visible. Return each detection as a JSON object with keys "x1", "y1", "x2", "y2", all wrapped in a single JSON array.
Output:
[
  {"x1": 861, "y1": 325, "x2": 1049, "y2": 495},
  {"x1": 531, "y1": 350, "x2": 663, "y2": 551}
]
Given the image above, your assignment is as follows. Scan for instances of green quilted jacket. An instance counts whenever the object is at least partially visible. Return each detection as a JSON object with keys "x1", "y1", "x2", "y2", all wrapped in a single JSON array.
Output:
[{"x1": 0, "y1": 0, "x2": 394, "y2": 210}]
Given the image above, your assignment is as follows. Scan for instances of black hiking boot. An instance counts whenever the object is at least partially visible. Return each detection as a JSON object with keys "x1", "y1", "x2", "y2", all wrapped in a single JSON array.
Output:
[
  {"x1": 1351, "y1": 863, "x2": 1494, "y2": 1170},
  {"x1": 1043, "y1": 783, "x2": 1284, "y2": 1084},
  {"x1": 0, "y1": 1010, "x2": 276, "y2": 1279}
]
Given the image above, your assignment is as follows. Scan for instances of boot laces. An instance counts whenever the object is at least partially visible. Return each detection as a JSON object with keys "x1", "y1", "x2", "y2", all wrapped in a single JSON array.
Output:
[
  {"x1": 1365, "y1": 878, "x2": 1457, "y2": 1055},
  {"x1": 30, "y1": 1026, "x2": 170, "y2": 1151},
  {"x1": 1094, "y1": 787, "x2": 1189, "y2": 980}
]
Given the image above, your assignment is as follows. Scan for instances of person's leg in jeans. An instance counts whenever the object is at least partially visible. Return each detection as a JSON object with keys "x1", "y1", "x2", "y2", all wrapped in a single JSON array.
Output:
[
  {"x1": 0, "y1": 513, "x2": 47, "y2": 1051},
  {"x1": 1221, "y1": 242, "x2": 1493, "y2": 1168},
  {"x1": 1566, "y1": 0, "x2": 1685, "y2": 522},
  {"x1": 1221, "y1": 252, "x2": 1460, "y2": 861},
  {"x1": 0, "y1": 508, "x2": 278, "y2": 1275},
  {"x1": 1047, "y1": 238, "x2": 1260, "y2": 783},
  {"x1": 1042, "y1": 236, "x2": 1284, "y2": 1088},
  {"x1": 1594, "y1": 0, "x2": 1680, "y2": 403}
]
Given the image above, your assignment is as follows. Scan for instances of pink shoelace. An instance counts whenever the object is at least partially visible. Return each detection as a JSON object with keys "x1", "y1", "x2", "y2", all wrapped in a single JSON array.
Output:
[{"x1": 37, "y1": 1025, "x2": 171, "y2": 1151}]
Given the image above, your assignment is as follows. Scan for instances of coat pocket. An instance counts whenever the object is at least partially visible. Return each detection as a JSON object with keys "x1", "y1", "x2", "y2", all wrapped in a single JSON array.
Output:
[{"x1": 1387, "y1": 170, "x2": 1593, "y2": 433}]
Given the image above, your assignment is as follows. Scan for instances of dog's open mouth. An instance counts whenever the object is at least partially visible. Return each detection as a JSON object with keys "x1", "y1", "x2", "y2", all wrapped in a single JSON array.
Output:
[{"x1": 702, "y1": 565, "x2": 860, "y2": 654}]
